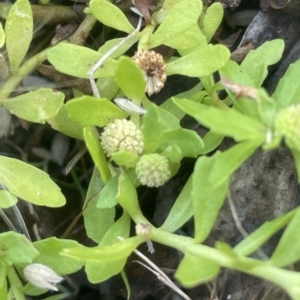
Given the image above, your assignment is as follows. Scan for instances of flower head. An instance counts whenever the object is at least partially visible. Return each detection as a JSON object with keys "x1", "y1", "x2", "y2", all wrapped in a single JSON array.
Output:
[
  {"x1": 23, "y1": 263, "x2": 63, "y2": 291},
  {"x1": 100, "y1": 119, "x2": 144, "y2": 157},
  {"x1": 136, "y1": 153, "x2": 171, "y2": 187},
  {"x1": 132, "y1": 50, "x2": 166, "y2": 96},
  {"x1": 275, "y1": 104, "x2": 300, "y2": 151}
]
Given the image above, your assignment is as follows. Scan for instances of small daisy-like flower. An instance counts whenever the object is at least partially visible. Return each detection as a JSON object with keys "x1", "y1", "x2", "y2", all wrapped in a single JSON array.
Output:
[
  {"x1": 100, "y1": 119, "x2": 144, "y2": 157},
  {"x1": 275, "y1": 104, "x2": 300, "y2": 151},
  {"x1": 23, "y1": 263, "x2": 63, "y2": 292},
  {"x1": 132, "y1": 50, "x2": 166, "y2": 96},
  {"x1": 136, "y1": 153, "x2": 171, "y2": 187}
]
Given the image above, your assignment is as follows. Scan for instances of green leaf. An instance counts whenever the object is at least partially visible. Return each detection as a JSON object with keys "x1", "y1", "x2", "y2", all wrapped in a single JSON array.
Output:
[
  {"x1": 167, "y1": 44, "x2": 230, "y2": 77},
  {"x1": 83, "y1": 127, "x2": 111, "y2": 183},
  {"x1": 111, "y1": 151, "x2": 139, "y2": 168},
  {"x1": 84, "y1": 167, "x2": 104, "y2": 207},
  {"x1": 48, "y1": 43, "x2": 117, "y2": 79},
  {"x1": 175, "y1": 252, "x2": 220, "y2": 287},
  {"x1": 97, "y1": 174, "x2": 118, "y2": 209},
  {"x1": 66, "y1": 96, "x2": 128, "y2": 127},
  {"x1": 0, "y1": 23, "x2": 4, "y2": 48},
  {"x1": 160, "y1": 175, "x2": 193, "y2": 232},
  {"x1": 172, "y1": 98, "x2": 266, "y2": 142},
  {"x1": 193, "y1": 155, "x2": 229, "y2": 243},
  {"x1": 83, "y1": 195, "x2": 115, "y2": 243},
  {"x1": 202, "y1": 2, "x2": 224, "y2": 42},
  {"x1": 160, "y1": 128, "x2": 204, "y2": 157},
  {"x1": 0, "y1": 268, "x2": 7, "y2": 300},
  {"x1": 199, "y1": 131, "x2": 224, "y2": 154},
  {"x1": 3, "y1": 88, "x2": 64, "y2": 123},
  {"x1": 33, "y1": 237, "x2": 85, "y2": 274},
  {"x1": 0, "y1": 155, "x2": 66, "y2": 207},
  {"x1": 47, "y1": 104, "x2": 83, "y2": 140},
  {"x1": 271, "y1": 207, "x2": 300, "y2": 267},
  {"x1": 291, "y1": 148, "x2": 300, "y2": 182},
  {"x1": 272, "y1": 59, "x2": 300, "y2": 108},
  {"x1": 0, "y1": 232, "x2": 39, "y2": 265},
  {"x1": 142, "y1": 104, "x2": 163, "y2": 153},
  {"x1": 147, "y1": 0, "x2": 202, "y2": 48},
  {"x1": 117, "y1": 169, "x2": 145, "y2": 222},
  {"x1": 85, "y1": 212, "x2": 131, "y2": 283},
  {"x1": 96, "y1": 76, "x2": 119, "y2": 100},
  {"x1": 115, "y1": 57, "x2": 146, "y2": 101},
  {"x1": 5, "y1": 0, "x2": 33, "y2": 73},
  {"x1": 234, "y1": 209, "x2": 296, "y2": 256},
  {"x1": 0, "y1": 190, "x2": 17, "y2": 208},
  {"x1": 209, "y1": 140, "x2": 262, "y2": 187},
  {"x1": 240, "y1": 39, "x2": 284, "y2": 87},
  {"x1": 98, "y1": 36, "x2": 139, "y2": 59},
  {"x1": 164, "y1": 25, "x2": 206, "y2": 51},
  {"x1": 90, "y1": 0, "x2": 134, "y2": 33},
  {"x1": 62, "y1": 236, "x2": 144, "y2": 262}
]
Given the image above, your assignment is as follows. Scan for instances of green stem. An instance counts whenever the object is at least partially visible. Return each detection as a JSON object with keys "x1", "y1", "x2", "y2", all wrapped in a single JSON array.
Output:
[
  {"x1": 0, "y1": 3, "x2": 81, "y2": 25},
  {"x1": 149, "y1": 227, "x2": 299, "y2": 299},
  {"x1": 0, "y1": 47, "x2": 49, "y2": 102},
  {"x1": 7, "y1": 266, "x2": 25, "y2": 300}
]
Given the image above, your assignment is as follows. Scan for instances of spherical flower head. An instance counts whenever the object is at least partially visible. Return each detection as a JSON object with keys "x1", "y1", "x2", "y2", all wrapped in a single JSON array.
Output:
[
  {"x1": 275, "y1": 104, "x2": 300, "y2": 151},
  {"x1": 136, "y1": 153, "x2": 171, "y2": 187},
  {"x1": 132, "y1": 50, "x2": 166, "y2": 96},
  {"x1": 100, "y1": 119, "x2": 144, "y2": 157}
]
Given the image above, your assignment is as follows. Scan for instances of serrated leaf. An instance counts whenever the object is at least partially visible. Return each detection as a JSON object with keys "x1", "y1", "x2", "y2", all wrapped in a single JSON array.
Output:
[
  {"x1": 160, "y1": 175, "x2": 193, "y2": 232},
  {"x1": 33, "y1": 237, "x2": 85, "y2": 274},
  {"x1": 0, "y1": 190, "x2": 17, "y2": 208},
  {"x1": 193, "y1": 155, "x2": 229, "y2": 243},
  {"x1": 147, "y1": 0, "x2": 202, "y2": 48},
  {"x1": 240, "y1": 39, "x2": 284, "y2": 87},
  {"x1": 202, "y1": 2, "x2": 224, "y2": 42},
  {"x1": 90, "y1": 0, "x2": 134, "y2": 33},
  {"x1": 142, "y1": 104, "x2": 163, "y2": 153},
  {"x1": 209, "y1": 140, "x2": 261, "y2": 187},
  {"x1": 167, "y1": 44, "x2": 230, "y2": 77},
  {"x1": 0, "y1": 23, "x2": 4, "y2": 48},
  {"x1": 115, "y1": 57, "x2": 146, "y2": 101},
  {"x1": 272, "y1": 59, "x2": 300, "y2": 108},
  {"x1": 83, "y1": 195, "x2": 115, "y2": 243},
  {"x1": 3, "y1": 88, "x2": 64, "y2": 123},
  {"x1": 271, "y1": 206, "x2": 300, "y2": 267},
  {"x1": 175, "y1": 252, "x2": 220, "y2": 287},
  {"x1": 160, "y1": 128, "x2": 204, "y2": 157},
  {"x1": 0, "y1": 155, "x2": 66, "y2": 207},
  {"x1": 83, "y1": 126, "x2": 111, "y2": 183},
  {"x1": 47, "y1": 104, "x2": 83, "y2": 140},
  {"x1": 48, "y1": 43, "x2": 117, "y2": 79},
  {"x1": 234, "y1": 209, "x2": 295, "y2": 256},
  {"x1": 62, "y1": 236, "x2": 144, "y2": 262},
  {"x1": 172, "y1": 98, "x2": 266, "y2": 141},
  {"x1": 0, "y1": 232, "x2": 39, "y2": 265},
  {"x1": 66, "y1": 96, "x2": 128, "y2": 127},
  {"x1": 5, "y1": 0, "x2": 33, "y2": 73}
]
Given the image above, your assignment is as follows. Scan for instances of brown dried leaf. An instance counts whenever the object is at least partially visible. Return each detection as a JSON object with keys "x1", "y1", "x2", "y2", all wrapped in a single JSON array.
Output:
[
  {"x1": 221, "y1": 77, "x2": 258, "y2": 99},
  {"x1": 230, "y1": 43, "x2": 255, "y2": 63},
  {"x1": 51, "y1": 22, "x2": 78, "y2": 46},
  {"x1": 133, "y1": 0, "x2": 155, "y2": 24}
]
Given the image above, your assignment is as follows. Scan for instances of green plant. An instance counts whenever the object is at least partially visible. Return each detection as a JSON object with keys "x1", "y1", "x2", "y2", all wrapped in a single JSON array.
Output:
[{"x1": 1, "y1": 0, "x2": 300, "y2": 299}]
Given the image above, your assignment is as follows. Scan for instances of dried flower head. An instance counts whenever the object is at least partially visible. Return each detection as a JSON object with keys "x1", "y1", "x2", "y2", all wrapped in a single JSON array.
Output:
[
  {"x1": 132, "y1": 50, "x2": 166, "y2": 96},
  {"x1": 23, "y1": 263, "x2": 63, "y2": 291},
  {"x1": 136, "y1": 153, "x2": 171, "y2": 187},
  {"x1": 100, "y1": 119, "x2": 144, "y2": 157},
  {"x1": 275, "y1": 104, "x2": 300, "y2": 151}
]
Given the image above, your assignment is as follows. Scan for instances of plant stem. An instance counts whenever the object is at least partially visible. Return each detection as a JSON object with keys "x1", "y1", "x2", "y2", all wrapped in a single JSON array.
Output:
[
  {"x1": 0, "y1": 47, "x2": 49, "y2": 102},
  {"x1": 7, "y1": 266, "x2": 25, "y2": 300},
  {"x1": 0, "y1": 3, "x2": 82, "y2": 25}
]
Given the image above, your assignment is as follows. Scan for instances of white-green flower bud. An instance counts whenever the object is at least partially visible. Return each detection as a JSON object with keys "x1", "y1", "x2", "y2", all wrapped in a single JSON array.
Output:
[
  {"x1": 275, "y1": 104, "x2": 300, "y2": 151},
  {"x1": 23, "y1": 263, "x2": 63, "y2": 291},
  {"x1": 100, "y1": 119, "x2": 144, "y2": 157},
  {"x1": 136, "y1": 153, "x2": 171, "y2": 187}
]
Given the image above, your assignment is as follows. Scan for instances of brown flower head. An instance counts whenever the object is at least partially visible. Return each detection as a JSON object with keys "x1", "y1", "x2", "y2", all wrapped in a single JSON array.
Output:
[{"x1": 132, "y1": 50, "x2": 166, "y2": 96}]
